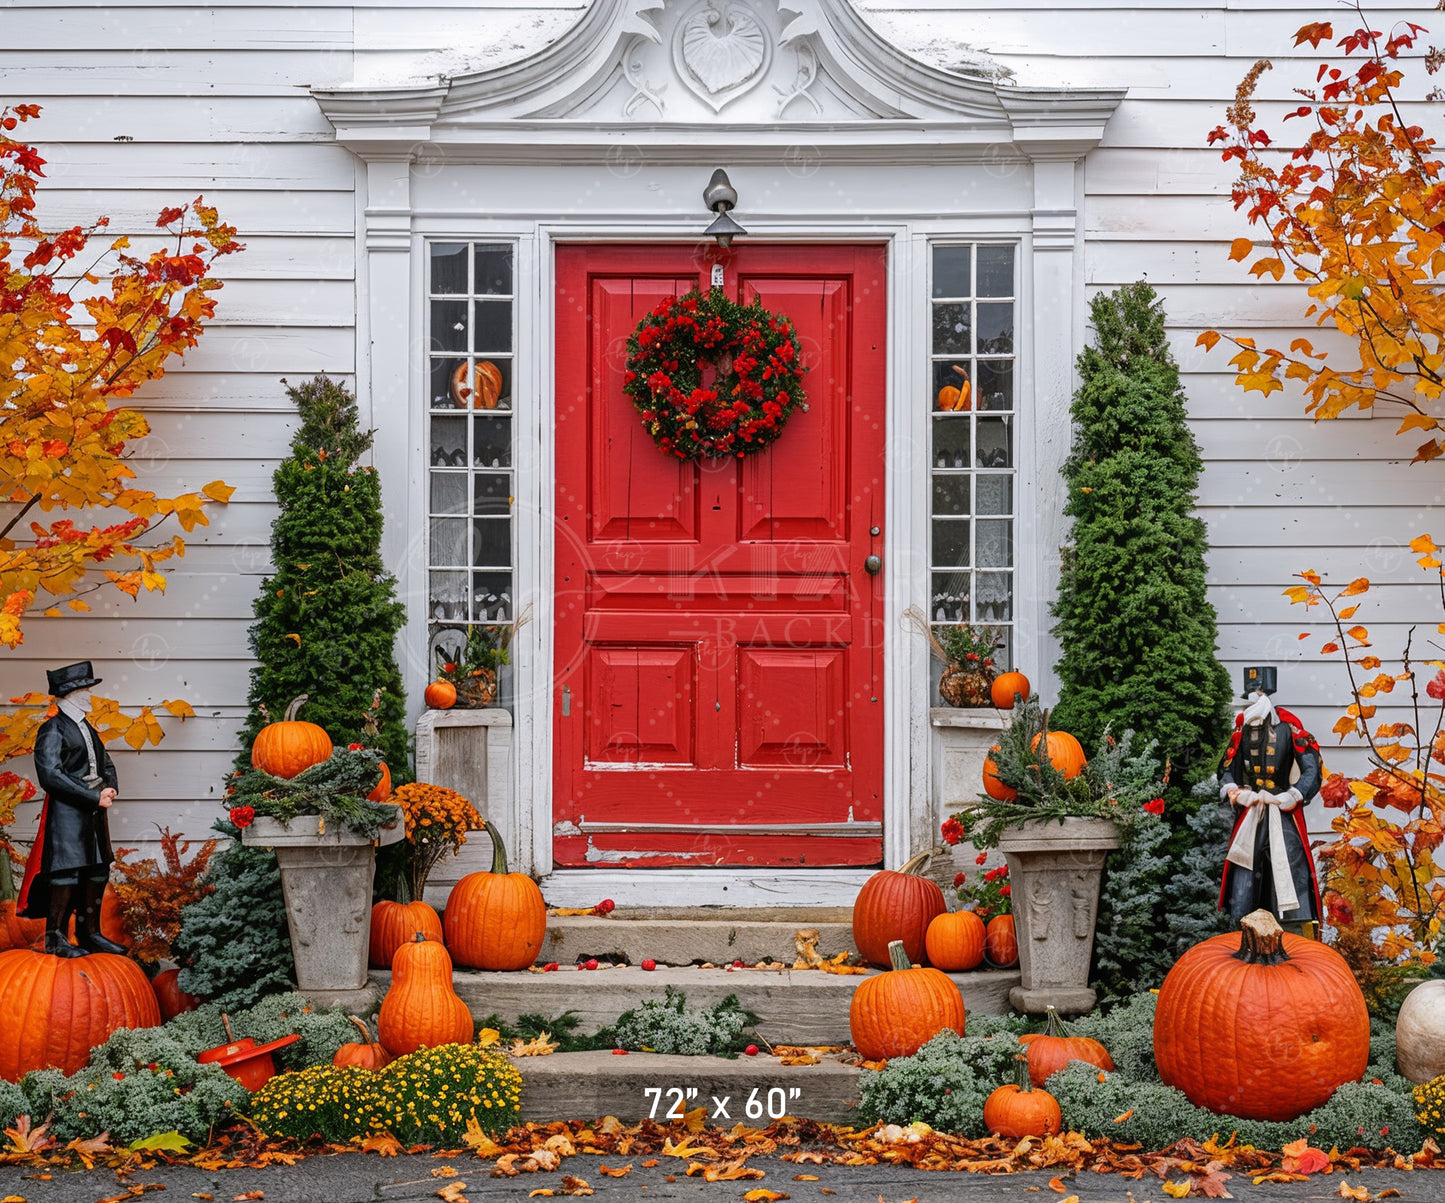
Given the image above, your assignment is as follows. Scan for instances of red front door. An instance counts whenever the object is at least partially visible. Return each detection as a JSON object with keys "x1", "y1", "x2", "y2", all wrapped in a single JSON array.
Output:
[{"x1": 552, "y1": 244, "x2": 886, "y2": 868}]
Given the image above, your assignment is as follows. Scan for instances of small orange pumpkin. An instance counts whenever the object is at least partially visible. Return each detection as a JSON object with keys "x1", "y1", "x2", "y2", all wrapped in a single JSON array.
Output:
[
  {"x1": 935, "y1": 365, "x2": 972, "y2": 412},
  {"x1": 450, "y1": 360, "x2": 503, "y2": 409},
  {"x1": 984, "y1": 1054, "x2": 1063, "y2": 1139},
  {"x1": 151, "y1": 967, "x2": 200, "y2": 1020},
  {"x1": 985, "y1": 913, "x2": 1018, "y2": 968},
  {"x1": 368, "y1": 761, "x2": 393, "y2": 803},
  {"x1": 369, "y1": 899, "x2": 443, "y2": 969},
  {"x1": 0, "y1": 900, "x2": 43, "y2": 951},
  {"x1": 378, "y1": 933, "x2": 474, "y2": 1056},
  {"x1": 1019, "y1": 1005, "x2": 1113, "y2": 1086},
  {"x1": 424, "y1": 680, "x2": 458, "y2": 710},
  {"x1": 852, "y1": 853, "x2": 947, "y2": 969},
  {"x1": 982, "y1": 745, "x2": 1016, "y2": 802},
  {"x1": 990, "y1": 671, "x2": 1030, "y2": 710},
  {"x1": 443, "y1": 821, "x2": 546, "y2": 971},
  {"x1": 924, "y1": 910, "x2": 986, "y2": 972},
  {"x1": 251, "y1": 694, "x2": 333, "y2": 780},
  {"x1": 1030, "y1": 729, "x2": 1087, "y2": 779},
  {"x1": 333, "y1": 1015, "x2": 392, "y2": 1070},
  {"x1": 849, "y1": 940, "x2": 966, "y2": 1061}
]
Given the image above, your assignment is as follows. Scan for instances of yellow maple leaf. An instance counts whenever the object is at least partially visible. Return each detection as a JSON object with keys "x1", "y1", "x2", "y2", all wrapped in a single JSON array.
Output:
[
  {"x1": 461, "y1": 1116, "x2": 502, "y2": 1158},
  {"x1": 510, "y1": 1032, "x2": 559, "y2": 1057},
  {"x1": 1162, "y1": 1181, "x2": 1191, "y2": 1198},
  {"x1": 360, "y1": 1132, "x2": 403, "y2": 1156},
  {"x1": 201, "y1": 479, "x2": 236, "y2": 503}
]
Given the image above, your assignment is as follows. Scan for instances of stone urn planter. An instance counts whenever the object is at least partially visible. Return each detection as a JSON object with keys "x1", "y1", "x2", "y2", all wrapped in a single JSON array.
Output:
[
  {"x1": 996, "y1": 817, "x2": 1120, "y2": 1016},
  {"x1": 243, "y1": 811, "x2": 403, "y2": 1010}
]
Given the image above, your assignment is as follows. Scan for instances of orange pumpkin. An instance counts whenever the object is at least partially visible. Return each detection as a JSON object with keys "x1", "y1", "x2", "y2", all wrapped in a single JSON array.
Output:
[
  {"x1": 368, "y1": 761, "x2": 393, "y2": 803},
  {"x1": 990, "y1": 671, "x2": 1030, "y2": 710},
  {"x1": 450, "y1": 360, "x2": 503, "y2": 410},
  {"x1": 443, "y1": 821, "x2": 546, "y2": 971},
  {"x1": 924, "y1": 910, "x2": 986, "y2": 972},
  {"x1": 378, "y1": 933, "x2": 474, "y2": 1056},
  {"x1": 0, "y1": 900, "x2": 43, "y2": 951},
  {"x1": 849, "y1": 939, "x2": 966, "y2": 1061},
  {"x1": 851, "y1": 853, "x2": 947, "y2": 969},
  {"x1": 1019, "y1": 1005, "x2": 1113, "y2": 1086},
  {"x1": 0, "y1": 949, "x2": 161, "y2": 1081},
  {"x1": 982, "y1": 746, "x2": 1016, "y2": 802},
  {"x1": 1030, "y1": 729, "x2": 1087, "y2": 779},
  {"x1": 984, "y1": 1055, "x2": 1062, "y2": 1139},
  {"x1": 333, "y1": 1015, "x2": 392, "y2": 1070},
  {"x1": 251, "y1": 694, "x2": 333, "y2": 780},
  {"x1": 1154, "y1": 909, "x2": 1369, "y2": 1121},
  {"x1": 369, "y1": 899, "x2": 443, "y2": 969},
  {"x1": 935, "y1": 365, "x2": 972, "y2": 412},
  {"x1": 100, "y1": 884, "x2": 131, "y2": 949},
  {"x1": 151, "y1": 967, "x2": 200, "y2": 1020},
  {"x1": 985, "y1": 914, "x2": 1018, "y2": 968},
  {"x1": 424, "y1": 680, "x2": 458, "y2": 710}
]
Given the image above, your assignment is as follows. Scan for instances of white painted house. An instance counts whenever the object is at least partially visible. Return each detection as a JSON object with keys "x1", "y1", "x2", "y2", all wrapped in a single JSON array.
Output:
[{"x1": 6, "y1": 0, "x2": 1443, "y2": 907}]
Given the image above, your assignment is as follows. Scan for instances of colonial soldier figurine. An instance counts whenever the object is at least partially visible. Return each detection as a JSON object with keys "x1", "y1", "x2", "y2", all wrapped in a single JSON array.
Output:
[
  {"x1": 17, "y1": 662, "x2": 127, "y2": 958},
  {"x1": 1218, "y1": 667, "x2": 1322, "y2": 929}
]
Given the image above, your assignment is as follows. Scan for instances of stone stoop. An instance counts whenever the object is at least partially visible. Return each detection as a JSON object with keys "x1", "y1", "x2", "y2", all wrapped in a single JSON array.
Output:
[{"x1": 537, "y1": 910, "x2": 856, "y2": 968}]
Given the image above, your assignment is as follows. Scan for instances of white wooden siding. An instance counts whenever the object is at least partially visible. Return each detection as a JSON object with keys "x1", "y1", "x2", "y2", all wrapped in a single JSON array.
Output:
[{"x1": 4, "y1": 0, "x2": 1441, "y2": 859}]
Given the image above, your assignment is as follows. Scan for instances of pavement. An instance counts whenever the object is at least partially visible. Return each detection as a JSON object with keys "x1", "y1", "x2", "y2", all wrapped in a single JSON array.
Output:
[{"x1": 0, "y1": 1153, "x2": 1442, "y2": 1203}]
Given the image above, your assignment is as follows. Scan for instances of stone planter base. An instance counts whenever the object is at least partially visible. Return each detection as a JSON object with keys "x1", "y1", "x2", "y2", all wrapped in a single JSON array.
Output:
[
  {"x1": 996, "y1": 817, "x2": 1120, "y2": 1016},
  {"x1": 243, "y1": 813, "x2": 402, "y2": 1011}
]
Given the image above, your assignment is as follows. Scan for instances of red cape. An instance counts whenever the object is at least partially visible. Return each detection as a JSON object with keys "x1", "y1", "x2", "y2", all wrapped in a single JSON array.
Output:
[{"x1": 16, "y1": 796, "x2": 50, "y2": 919}]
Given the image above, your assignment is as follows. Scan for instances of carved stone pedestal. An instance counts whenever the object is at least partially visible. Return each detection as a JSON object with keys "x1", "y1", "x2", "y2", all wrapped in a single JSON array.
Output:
[{"x1": 997, "y1": 817, "x2": 1120, "y2": 1016}]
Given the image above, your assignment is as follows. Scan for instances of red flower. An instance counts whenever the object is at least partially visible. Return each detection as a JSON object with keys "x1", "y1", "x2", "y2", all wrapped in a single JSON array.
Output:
[
  {"x1": 230, "y1": 805, "x2": 256, "y2": 829},
  {"x1": 999, "y1": 884, "x2": 1011, "y2": 897},
  {"x1": 953, "y1": 872, "x2": 967, "y2": 887},
  {"x1": 1143, "y1": 797, "x2": 1165, "y2": 815},
  {"x1": 940, "y1": 816, "x2": 964, "y2": 846},
  {"x1": 975, "y1": 852, "x2": 988, "y2": 865},
  {"x1": 348, "y1": 742, "x2": 364, "y2": 751}
]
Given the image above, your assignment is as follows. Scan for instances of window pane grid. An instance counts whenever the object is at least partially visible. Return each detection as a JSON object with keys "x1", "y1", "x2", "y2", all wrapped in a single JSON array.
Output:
[
  {"x1": 929, "y1": 244, "x2": 1017, "y2": 670},
  {"x1": 426, "y1": 242, "x2": 515, "y2": 633}
]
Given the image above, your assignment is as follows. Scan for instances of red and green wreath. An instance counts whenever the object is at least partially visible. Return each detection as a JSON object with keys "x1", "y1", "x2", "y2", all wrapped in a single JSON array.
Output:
[{"x1": 622, "y1": 288, "x2": 808, "y2": 460}]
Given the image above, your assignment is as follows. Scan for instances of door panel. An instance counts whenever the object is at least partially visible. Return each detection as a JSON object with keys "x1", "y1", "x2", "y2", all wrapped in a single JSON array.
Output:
[{"x1": 553, "y1": 244, "x2": 886, "y2": 868}]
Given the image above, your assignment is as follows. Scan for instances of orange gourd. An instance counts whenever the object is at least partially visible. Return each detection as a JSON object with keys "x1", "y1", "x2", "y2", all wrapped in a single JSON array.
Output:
[
  {"x1": 368, "y1": 761, "x2": 393, "y2": 803},
  {"x1": 985, "y1": 914, "x2": 1018, "y2": 968},
  {"x1": 1019, "y1": 1005, "x2": 1113, "y2": 1086},
  {"x1": 935, "y1": 365, "x2": 972, "y2": 411},
  {"x1": 333, "y1": 1016, "x2": 392, "y2": 1070},
  {"x1": 424, "y1": 680, "x2": 458, "y2": 710},
  {"x1": 1030, "y1": 729, "x2": 1087, "y2": 779},
  {"x1": 990, "y1": 671, "x2": 1030, "y2": 710},
  {"x1": 251, "y1": 694, "x2": 333, "y2": 780},
  {"x1": 849, "y1": 940, "x2": 966, "y2": 1061},
  {"x1": 982, "y1": 745, "x2": 1016, "y2": 802},
  {"x1": 924, "y1": 910, "x2": 986, "y2": 972},
  {"x1": 851, "y1": 853, "x2": 947, "y2": 969},
  {"x1": 151, "y1": 967, "x2": 200, "y2": 1020},
  {"x1": 369, "y1": 899, "x2": 443, "y2": 969},
  {"x1": 378, "y1": 933, "x2": 474, "y2": 1056},
  {"x1": 984, "y1": 1055, "x2": 1062, "y2": 1139},
  {"x1": 443, "y1": 821, "x2": 546, "y2": 971},
  {"x1": 0, "y1": 950, "x2": 161, "y2": 1081},
  {"x1": 1154, "y1": 909, "x2": 1369, "y2": 1121}
]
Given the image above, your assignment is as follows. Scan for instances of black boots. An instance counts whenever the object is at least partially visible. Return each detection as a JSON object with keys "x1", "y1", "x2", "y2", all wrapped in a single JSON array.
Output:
[
  {"x1": 44, "y1": 883, "x2": 86, "y2": 958},
  {"x1": 75, "y1": 877, "x2": 126, "y2": 956}
]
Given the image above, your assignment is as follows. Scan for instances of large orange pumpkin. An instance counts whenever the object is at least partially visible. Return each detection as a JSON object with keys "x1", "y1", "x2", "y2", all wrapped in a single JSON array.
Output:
[
  {"x1": 990, "y1": 671, "x2": 1030, "y2": 710},
  {"x1": 1020, "y1": 1004, "x2": 1113, "y2": 1086},
  {"x1": 443, "y1": 821, "x2": 546, "y2": 971},
  {"x1": 0, "y1": 949, "x2": 161, "y2": 1081},
  {"x1": 378, "y1": 933, "x2": 474, "y2": 1056},
  {"x1": 1154, "y1": 909, "x2": 1369, "y2": 1121},
  {"x1": 982, "y1": 746, "x2": 1016, "y2": 802},
  {"x1": 369, "y1": 899, "x2": 443, "y2": 969},
  {"x1": 924, "y1": 910, "x2": 986, "y2": 972},
  {"x1": 849, "y1": 940, "x2": 966, "y2": 1061},
  {"x1": 424, "y1": 680, "x2": 458, "y2": 710},
  {"x1": 984, "y1": 1055, "x2": 1062, "y2": 1139},
  {"x1": 250, "y1": 694, "x2": 333, "y2": 780},
  {"x1": 151, "y1": 967, "x2": 200, "y2": 1021},
  {"x1": 1030, "y1": 729, "x2": 1087, "y2": 779},
  {"x1": 851, "y1": 854, "x2": 947, "y2": 969},
  {"x1": 985, "y1": 914, "x2": 1018, "y2": 968}
]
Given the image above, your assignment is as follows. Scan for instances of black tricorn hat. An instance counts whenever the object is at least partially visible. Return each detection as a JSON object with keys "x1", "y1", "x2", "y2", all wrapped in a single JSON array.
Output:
[{"x1": 47, "y1": 661, "x2": 103, "y2": 697}]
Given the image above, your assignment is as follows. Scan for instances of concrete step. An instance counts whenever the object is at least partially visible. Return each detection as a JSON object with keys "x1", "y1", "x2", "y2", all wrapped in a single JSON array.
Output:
[
  {"x1": 371, "y1": 963, "x2": 1020, "y2": 1047},
  {"x1": 539, "y1": 910, "x2": 855, "y2": 968},
  {"x1": 517, "y1": 1049, "x2": 862, "y2": 1125}
]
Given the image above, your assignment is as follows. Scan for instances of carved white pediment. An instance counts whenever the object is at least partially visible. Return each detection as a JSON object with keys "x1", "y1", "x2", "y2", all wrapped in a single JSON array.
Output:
[{"x1": 313, "y1": 0, "x2": 1124, "y2": 160}]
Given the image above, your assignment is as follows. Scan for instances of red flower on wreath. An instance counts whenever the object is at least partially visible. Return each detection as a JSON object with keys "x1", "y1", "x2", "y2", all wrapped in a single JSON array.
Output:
[
  {"x1": 1143, "y1": 797, "x2": 1165, "y2": 815},
  {"x1": 623, "y1": 287, "x2": 809, "y2": 461},
  {"x1": 230, "y1": 806, "x2": 255, "y2": 829}
]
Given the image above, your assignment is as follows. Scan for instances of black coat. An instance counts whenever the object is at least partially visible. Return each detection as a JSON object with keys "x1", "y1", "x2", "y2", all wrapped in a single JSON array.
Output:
[{"x1": 19, "y1": 712, "x2": 116, "y2": 917}]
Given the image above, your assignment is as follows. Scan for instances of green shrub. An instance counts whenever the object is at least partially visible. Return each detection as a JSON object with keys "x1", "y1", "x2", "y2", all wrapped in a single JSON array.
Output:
[
  {"x1": 161, "y1": 991, "x2": 358, "y2": 1071},
  {"x1": 611, "y1": 988, "x2": 755, "y2": 1056},
  {"x1": 247, "y1": 1065, "x2": 383, "y2": 1143},
  {"x1": 375, "y1": 1044, "x2": 522, "y2": 1145}
]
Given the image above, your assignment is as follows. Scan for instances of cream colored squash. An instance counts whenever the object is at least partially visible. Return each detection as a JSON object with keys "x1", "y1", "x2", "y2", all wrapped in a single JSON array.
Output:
[{"x1": 1396, "y1": 980, "x2": 1445, "y2": 1084}]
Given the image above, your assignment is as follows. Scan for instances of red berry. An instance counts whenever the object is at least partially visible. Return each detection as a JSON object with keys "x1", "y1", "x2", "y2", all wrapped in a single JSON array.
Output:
[
  {"x1": 595, "y1": 898, "x2": 616, "y2": 914},
  {"x1": 612, "y1": 1049, "x2": 629, "y2": 1056},
  {"x1": 543, "y1": 962, "x2": 559, "y2": 972},
  {"x1": 641, "y1": 959, "x2": 657, "y2": 971},
  {"x1": 732, "y1": 959, "x2": 745, "y2": 968},
  {"x1": 744, "y1": 1044, "x2": 759, "y2": 1056},
  {"x1": 586, "y1": 958, "x2": 599, "y2": 970}
]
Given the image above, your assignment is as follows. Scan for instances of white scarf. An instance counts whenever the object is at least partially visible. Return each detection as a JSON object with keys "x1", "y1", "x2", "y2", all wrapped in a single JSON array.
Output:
[
  {"x1": 1225, "y1": 692, "x2": 1299, "y2": 913},
  {"x1": 57, "y1": 694, "x2": 100, "y2": 783}
]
